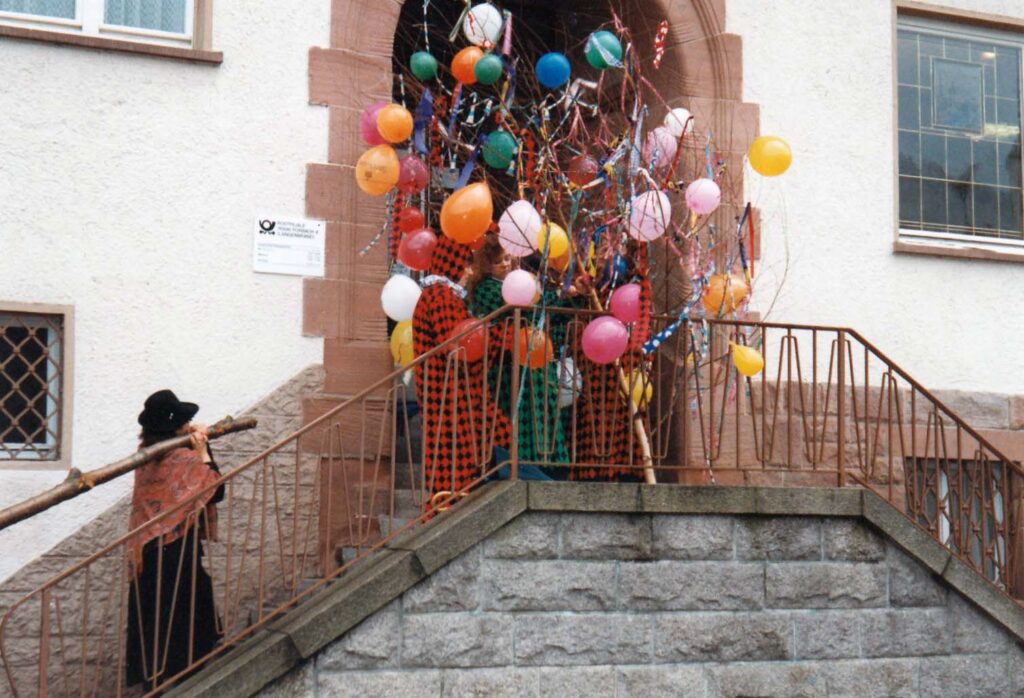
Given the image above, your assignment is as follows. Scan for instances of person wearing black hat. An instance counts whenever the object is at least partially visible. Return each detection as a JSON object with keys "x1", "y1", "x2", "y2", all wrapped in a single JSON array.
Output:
[{"x1": 125, "y1": 390, "x2": 224, "y2": 690}]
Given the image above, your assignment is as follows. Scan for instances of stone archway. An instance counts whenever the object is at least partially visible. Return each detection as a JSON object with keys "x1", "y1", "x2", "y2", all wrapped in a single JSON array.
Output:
[{"x1": 302, "y1": 0, "x2": 759, "y2": 402}]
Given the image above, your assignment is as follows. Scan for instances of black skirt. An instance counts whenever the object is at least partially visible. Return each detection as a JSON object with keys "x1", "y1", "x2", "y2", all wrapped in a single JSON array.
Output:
[{"x1": 125, "y1": 526, "x2": 221, "y2": 689}]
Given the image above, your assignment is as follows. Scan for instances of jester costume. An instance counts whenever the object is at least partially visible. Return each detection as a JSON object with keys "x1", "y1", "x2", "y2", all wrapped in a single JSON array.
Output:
[{"x1": 412, "y1": 238, "x2": 511, "y2": 503}]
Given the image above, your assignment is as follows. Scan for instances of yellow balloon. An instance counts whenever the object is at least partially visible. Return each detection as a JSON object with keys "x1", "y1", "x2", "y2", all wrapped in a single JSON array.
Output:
[
  {"x1": 355, "y1": 144, "x2": 400, "y2": 196},
  {"x1": 390, "y1": 320, "x2": 415, "y2": 367},
  {"x1": 620, "y1": 368, "x2": 653, "y2": 409},
  {"x1": 538, "y1": 222, "x2": 569, "y2": 258},
  {"x1": 748, "y1": 136, "x2": 792, "y2": 177},
  {"x1": 730, "y1": 342, "x2": 764, "y2": 377}
]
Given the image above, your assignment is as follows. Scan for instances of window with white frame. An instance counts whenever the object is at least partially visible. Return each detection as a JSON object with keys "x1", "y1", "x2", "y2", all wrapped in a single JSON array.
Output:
[
  {"x1": 897, "y1": 15, "x2": 1024, "y2": 247},
  {"x1": 0, "y1": 311, "x2": 66, "y2": 463},
  {"x1": 0, "y1": 0, "x2": 196, "y2": 47}
]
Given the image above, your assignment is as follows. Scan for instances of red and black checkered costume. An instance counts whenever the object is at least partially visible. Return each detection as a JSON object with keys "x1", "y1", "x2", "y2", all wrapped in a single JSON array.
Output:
[{"x1": 412, "y1": 237, "x2": 511, "y2": 503}]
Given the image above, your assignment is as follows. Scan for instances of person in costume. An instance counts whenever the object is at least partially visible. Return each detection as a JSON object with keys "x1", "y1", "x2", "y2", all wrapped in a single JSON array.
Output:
[
  {"x1": 412, "y1": 236, "x2": 511, "y2": 505},
  {"x1": 126, "y1": 390, "x2": 223, "y2": 689}
]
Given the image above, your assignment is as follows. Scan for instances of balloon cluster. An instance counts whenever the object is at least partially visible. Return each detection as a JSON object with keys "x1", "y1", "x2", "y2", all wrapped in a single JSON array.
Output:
[{"x1": 368, "y1": 2, "x2": 793, "y2": 374}]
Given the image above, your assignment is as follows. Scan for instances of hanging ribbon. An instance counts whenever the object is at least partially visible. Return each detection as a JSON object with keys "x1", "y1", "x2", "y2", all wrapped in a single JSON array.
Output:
[
  {"x1": 414, "y1": 89, "x2": 433, "y2": 156},
  {"x1": 653, "y1": 21, "x2": 668, "y2": 69}
]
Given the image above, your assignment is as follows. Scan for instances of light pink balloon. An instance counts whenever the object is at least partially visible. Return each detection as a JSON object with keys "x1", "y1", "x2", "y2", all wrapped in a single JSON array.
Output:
[
  {"x1": 581, "y1": 316, "x2": 629, "y2": 365},
  {"x1": 628, "y1": 190, "x2": 671, "y2": 242},
  {"x1": 502, "y1": 269, "x2": 538, "y2": 306},
  {"x1": 685, "y1": 178, "x2": 721, "y2": 216},
  {"x1": 397, "y1": 155, "x2": 429, "y2": 194},
  {"x1": 360, "y1": 102, "x2": 388, "y2": 146},
  {"x1": 498, "y1": 200, "x2": 541, "y2": 258},
  {"x1": 643, "y1": 126, "x2": 678, "y2": 169},
  {"x1": 610, "y1": 284, "x2": 642, "y2": 324}
]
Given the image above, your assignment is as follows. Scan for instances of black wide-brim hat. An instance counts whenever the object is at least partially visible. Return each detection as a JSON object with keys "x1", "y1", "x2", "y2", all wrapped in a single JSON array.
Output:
[{"x1": 138, "y1": 389, "x2": 199, "y2": 434}]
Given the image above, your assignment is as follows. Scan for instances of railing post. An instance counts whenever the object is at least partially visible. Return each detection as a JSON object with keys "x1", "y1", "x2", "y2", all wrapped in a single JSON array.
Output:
[
  {"x1": 510, "y1": 308, "x2": 521, "y2": 481},
  {"x1": 837, "y1": 330, "x2": 847, "y2": 488},
  {"x1": 38, "y1": 588, "x2": 50, "y2": 697}
]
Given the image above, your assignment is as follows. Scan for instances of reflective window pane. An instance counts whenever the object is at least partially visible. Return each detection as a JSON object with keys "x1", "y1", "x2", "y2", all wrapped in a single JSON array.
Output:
[
  {"x1": 104, "y1": 0, "x2": 185, "y2": 34},
  {"x1": 0, "y1": 0, "x2": 75, "y2": 19}
]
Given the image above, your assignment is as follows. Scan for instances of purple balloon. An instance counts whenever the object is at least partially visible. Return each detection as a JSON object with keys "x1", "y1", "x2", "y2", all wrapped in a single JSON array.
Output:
[
  {"x1": 610, "y1": 284, "x2": 642, "y2": 324},
  {"x1": 502, "y1": 269, "x2": 538, "y2": 307},
  {"x1": 360, "y1": 102, "x2": 388, "y2": 146},
  {"x1": 581, "y1": 316, "x2": 629, "y2": 365},
  {"x1": 685, "y1": 178, "x2": 722, "y2": 216}
]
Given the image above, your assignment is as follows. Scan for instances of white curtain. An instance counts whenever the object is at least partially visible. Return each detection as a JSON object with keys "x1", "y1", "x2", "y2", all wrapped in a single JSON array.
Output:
[
  {"x1": 104, "y1": 0, "x2": 185, "y2": 33},
  {"x1": 0, "y1": 0, "x2": 75, "y2": 19}
]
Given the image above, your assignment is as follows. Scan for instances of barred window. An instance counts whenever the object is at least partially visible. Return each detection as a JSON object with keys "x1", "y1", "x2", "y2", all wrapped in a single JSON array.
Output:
[{"x1": 0, "y1": 311, "x2": 66, "y2": 462}]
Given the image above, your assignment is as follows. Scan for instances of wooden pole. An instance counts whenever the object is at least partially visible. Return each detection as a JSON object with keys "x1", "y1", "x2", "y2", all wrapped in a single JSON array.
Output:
[{"x1": 0, "y1": 416, "x2": 257, "y2": 532}]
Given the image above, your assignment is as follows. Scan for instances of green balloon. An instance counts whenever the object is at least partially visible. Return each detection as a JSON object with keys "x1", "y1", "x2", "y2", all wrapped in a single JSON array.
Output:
[
  {"x1": 483, "y1": 130, "x2": 518, "y2": 170},
  {"x1": 410, "y1": 51, "x2": 438, "y2": 80},
  {"x1": 585, "y1": 30, "x2": 622, "y2": 70},
  {"x1": 474, "y1": 54, "x2": 504, "y2": 86}
]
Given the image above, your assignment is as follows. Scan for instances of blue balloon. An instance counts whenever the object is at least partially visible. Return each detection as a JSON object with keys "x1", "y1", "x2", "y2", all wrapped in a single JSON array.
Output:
[{"x1": 536, "y1": 52, "x2": 571, "y2": 89}]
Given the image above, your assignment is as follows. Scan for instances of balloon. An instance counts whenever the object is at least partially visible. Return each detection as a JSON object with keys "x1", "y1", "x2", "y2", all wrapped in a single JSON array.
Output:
[
  {"x1": 474, "y1": 53, "x2": 504, "y2": 86},
  {"x1": 585, "y1": 30, "x2": 623, "y2": 70},
  {"x1": 410, "y1": 51, "x2": 438, "y2": 81},
  {"x1": 536, "y1": 52, "x2": 571, "y2": 89},
  {"x1": 557, "y1": 357, "x2": 583, "y2": 408},
  {"x1": 609, "y1": 283, "x2": 642, "y2": 324},
  {"x1": 397, "y1": 228, "x2": 437, "y2": 271},
  {"x1": 498, "y1": 200, "x2": 541, "y2": 257},
  {"x1": 390, "y1": 321, "x2": 415, "y2": 366},
  {"x1": 537, "y1": 222, "x2": 568, "y2": 258},
  {"x1": 627, "y1": 190, "x2": 671, "y2": 241},
  {"x1": 359, "y1": 102, "x2": 387, "y2": 146},
  {"x1": 701, "y1": 274, "x2": 750, "y2": 316},
  {"x1": 452, "y1": 46, "x2": 484, "y2": 85},
  {"x1": 376, "y1": 104, "x2": 413, "y2": 144},
  {"x1": 730, "y1": 342, "x2": 765, "y2": 377},
  {"x1": 452, "y1": 318, "x2": 487, "y2": 362},
  {"x1": 501, "y1": 269, "x2": 538, "y2": 306},
  {"x1": 518, "y1": 328, "x2": 553, "y2": 368},
  {"x1": 643, "y1": 126, "x2": 678, "y2": 169},
  {"x1": 581, "y1": 316, "x2": 629, "y2": 365},
  {"x1": 550, "y1": 251, "x2": 570, "y2": 272},
  {"x1": 397, "y1": 206, "x2": 425, "y2": 233},
  {"x1": 749, "y1": 135, "x2": 792, "y2": 177},
  {"x1": 685, "y1": 178, "x2": 721, "y2": 216},
  {"x1": 355, "y1": 145, "x2": 400, "y2": 196},
  {"x1": 620, "y1": 368, "x2": 653, "y2": 409},
  {"x1": 463, "y1": 3, "x2": 503, "y2": 46},
  {"x1": 664, "y1": 107, "x2": 694, "y2": 139},
  {"x1": 381, "y1": 275, "x2": 421, "y2": 322},
  {"x1": 482, "y1": 130, "x2": 518, "y2": 170},
  {"x1": 397, "y1": 155, "x2": 429, "y2": 194},
  {"x1": 568, "y1": 154, "x2": 600, "y2": 187},
  {"x1": 440, "y1": 182, "x2": 493, "y2": 243}
]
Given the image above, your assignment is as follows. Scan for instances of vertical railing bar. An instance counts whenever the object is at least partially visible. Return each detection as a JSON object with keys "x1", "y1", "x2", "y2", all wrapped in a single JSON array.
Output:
[
  {"x1": 510, "y1": 308, "x2": 521, "y2": 480},
  {"x1": 837, "y1": 330, "x2": 846, "y2": 488},
  {"x1": 39, "y1": 588, "x2": 50, "y2": 698}
]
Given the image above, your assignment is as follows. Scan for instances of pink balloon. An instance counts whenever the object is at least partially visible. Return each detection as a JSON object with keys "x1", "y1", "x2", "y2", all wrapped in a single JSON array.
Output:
[
  {"x1": 502, "y1": 269, "x2": 538, "y2": 307},
  {"x1": 685, "y1": 178, "x2": 721, "y2": 216},
  {"x1": 581, "y1": 316, "x2": 629, "y2": 365},
  {"x1": 610, "y1": 284, "x2": 642, "y2": 324},
  {"x1": 498, "y1": 200, "x2": 541, "y2": 258},
  {"x1": 397, "y1": 155, "x2": 429, "y2": 194},
  {"x1": 643, "y1": 126, "x2": 678, "y2": 169},
  {"x1": 360, "y1": 102, "x2": 388, "y2": 146},
  {"x1": 628, "y1": 190, "x2": 671, "y2": 242}
]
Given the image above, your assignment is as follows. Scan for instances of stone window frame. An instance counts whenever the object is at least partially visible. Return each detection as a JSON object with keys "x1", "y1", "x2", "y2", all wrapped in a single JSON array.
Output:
[
  {"x1": 0, "y1": 0, "x2": 220, "y2": 64},
  {"x1": 893, "y1": 1, "x2": 1024, "y2": 263},
  {"x1": 0, "y1": 302, "x2": 74, "y2": 471}
]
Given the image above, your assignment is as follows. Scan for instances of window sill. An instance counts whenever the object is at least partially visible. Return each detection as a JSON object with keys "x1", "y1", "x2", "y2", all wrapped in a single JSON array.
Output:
[
  {"x1": 0, "y1": 23, "x2": 222, "y2": 64},
  {"x1": 894, "y1": 239, "x2": 1024, "y2": 264}
]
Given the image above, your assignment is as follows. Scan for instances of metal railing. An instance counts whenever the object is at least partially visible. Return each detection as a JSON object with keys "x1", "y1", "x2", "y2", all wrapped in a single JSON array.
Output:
[{"x1": 2, "y1": 306, "x2": 1022, "y2": 696}]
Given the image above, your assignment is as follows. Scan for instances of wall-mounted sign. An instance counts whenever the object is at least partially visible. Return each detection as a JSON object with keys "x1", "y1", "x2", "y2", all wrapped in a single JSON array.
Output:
[{"x1": 252, "y1": 217, "x2": 325, "y2": 277}]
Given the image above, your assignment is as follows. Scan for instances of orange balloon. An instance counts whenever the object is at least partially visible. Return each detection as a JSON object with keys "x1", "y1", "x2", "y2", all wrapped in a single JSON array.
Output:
[
  {"x1": 550, "y1": 252, "x2": 570, "y2": 272},
  {"x1": 518, "y1": 328, "x2": 553, "y2": 369},
  {"x1": 440, "y1": 182, "x2": 493, "y2": 243},
  {"x1": 355, "y1": 144, "x2": 400, "y2": 196},
  {"x1": 376, "y1": 104, "x2": 414, "y2": 143},
  {"x1": 702, "y1": 274, "x2": 750, "y2": 315},
  {"x1": 452, "y1": 46, "x2": 484, "y2": 85}
]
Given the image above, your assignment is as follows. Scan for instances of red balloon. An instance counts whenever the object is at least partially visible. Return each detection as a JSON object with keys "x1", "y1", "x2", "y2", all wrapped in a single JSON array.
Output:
[
  {"x1": 397, "y1": 207, "x2": 425, "y2": 233},
  {"x1": 398, "y1": 228, "x2": 438, "y2": 271},
  {"x1": 610, "y1": 283, "x2": 642, "y2": 324},
  {"x1": 568, "y1": 154, "x2": 600, "y2": 187},
  {"x1": 397, "y1": 155, "x2": 429, "y2": 194},
  {"x1": 451, "y1": 318, "x2": 486, "y2": 362}
]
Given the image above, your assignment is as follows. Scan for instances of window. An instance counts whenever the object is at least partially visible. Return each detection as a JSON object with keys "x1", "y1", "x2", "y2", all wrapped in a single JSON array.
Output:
[
  {"x1": 897, "y1": 14, "x2": 1024, "y2": 248},
  {"x1": 0, "y1": 0, "x2": 202, "y2": 48},
  {"x1": 0, "y1": 307, "x2": 72, "y2": 466}
]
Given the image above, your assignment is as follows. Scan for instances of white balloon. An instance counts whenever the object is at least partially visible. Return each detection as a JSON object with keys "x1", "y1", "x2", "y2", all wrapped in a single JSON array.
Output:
[
  {"x1": 498, "y1": 200, "x2": 541, "y2": 258},
  {"x1": 628, "y1": 190, "x2": 672, "y2": 242},
  {"x1": 664, "y1": 107, "x2": 694, "y2": 139},
  {"x1": 381, "y1": 275, "x2": 422, "y2": 322},
  {"x1": 463, "y1": 3, "x2": 503, "y2": 46},
  {"x1": 557, "y1": 357, "x2": 583, "y2": 408}
]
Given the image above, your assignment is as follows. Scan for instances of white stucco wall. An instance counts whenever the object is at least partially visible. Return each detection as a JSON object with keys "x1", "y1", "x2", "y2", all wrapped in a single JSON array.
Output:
[
  {"x1": 730, "y1": 0, "x2": 1024, "y2": 396},
  {"x1": 0, "y1": 3, "x2": 329, "y2": 581}
]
